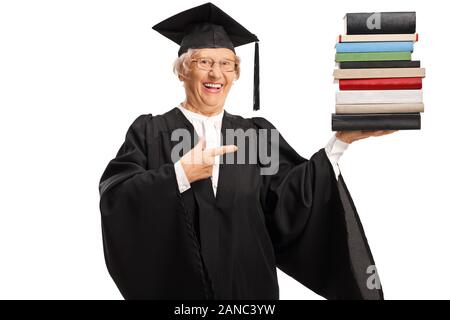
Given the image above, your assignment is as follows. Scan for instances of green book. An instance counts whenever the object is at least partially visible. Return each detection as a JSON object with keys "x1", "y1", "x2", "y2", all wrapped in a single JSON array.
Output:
[{"x1": 335, "y1": 51, "x2": 412, "y2": 62}]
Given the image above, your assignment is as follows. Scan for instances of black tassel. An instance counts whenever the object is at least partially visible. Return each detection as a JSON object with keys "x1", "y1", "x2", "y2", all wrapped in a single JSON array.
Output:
[{"x1": 253, "y1": 41, "x2": 260, "y2": 111}]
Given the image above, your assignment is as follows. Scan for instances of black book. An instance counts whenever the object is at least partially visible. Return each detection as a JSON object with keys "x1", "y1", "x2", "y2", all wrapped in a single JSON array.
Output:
[
  {"x1": 332, "y1": 113, "x2": 421, "y2": 131},
  {"x1": 339, "y1": 60, "x2": 421, "y2": 69},
  {"x1": 345, "y1": 12, "x2": 416, "y2": 35}
]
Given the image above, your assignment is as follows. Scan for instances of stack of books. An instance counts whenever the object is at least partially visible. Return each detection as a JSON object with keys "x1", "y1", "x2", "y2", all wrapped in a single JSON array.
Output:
[{"x1": 332, "y1": 12, "x2": 425, "y2": 131}]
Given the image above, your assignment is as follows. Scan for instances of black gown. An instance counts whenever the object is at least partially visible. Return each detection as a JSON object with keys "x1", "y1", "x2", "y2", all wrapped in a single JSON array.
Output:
[{"x1": 98, "y1": 107, "x2": 384, "y2": 300}]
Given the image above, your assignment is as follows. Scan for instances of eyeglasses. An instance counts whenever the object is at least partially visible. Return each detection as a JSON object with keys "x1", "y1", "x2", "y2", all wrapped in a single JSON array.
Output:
[{"x1": 191, "y1": 57, "x2": 237, "y2": 72}]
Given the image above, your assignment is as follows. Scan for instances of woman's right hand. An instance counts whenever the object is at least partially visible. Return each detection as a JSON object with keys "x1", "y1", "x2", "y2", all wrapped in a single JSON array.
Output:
[{"x1": 180, "y1": 137, "x2": 238, "y2": 184}]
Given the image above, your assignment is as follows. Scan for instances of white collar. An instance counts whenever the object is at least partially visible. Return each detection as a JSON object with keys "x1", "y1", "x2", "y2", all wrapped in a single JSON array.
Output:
[{"x1": 177, "y1": 104, "x2": 224, "y2": 123}]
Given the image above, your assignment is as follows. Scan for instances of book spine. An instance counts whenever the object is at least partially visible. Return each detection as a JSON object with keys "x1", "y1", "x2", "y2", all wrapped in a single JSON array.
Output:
[
  {"x1": 339, "y1": 77, "x2": 422, "y2": 90},
  {"x1": 333, "y1": 68, "x2": 425, "y2": 79},
  {"x1": 335, "y1": 103, "x2": 424, "y2": 113},
  {"x1": 346, "y1": 12, "x2": 416, "y2": 35},
  {"x1": 336, "y1": 90, "x2": 423, "y2": 104},
  {"x1": 338, "y1": 33, "x2": 418, "y2": 42},
  {"x1": 336, "y1": 41, "x2": 414, "y2": 53},
  {"x1": 331, "y1": 113, "x2": 421, "y2": 131},
  {"x1": 335, "y1": 51, "x2": 411, "y2": 62},
  {"x1": 339, "y1": 60, "x2": 420, "y2": 69}
]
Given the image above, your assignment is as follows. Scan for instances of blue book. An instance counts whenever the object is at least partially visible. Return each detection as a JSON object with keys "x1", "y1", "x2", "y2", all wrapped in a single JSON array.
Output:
[{"x1": 335, "y1": 41, "x2": 414, "y2": 53}]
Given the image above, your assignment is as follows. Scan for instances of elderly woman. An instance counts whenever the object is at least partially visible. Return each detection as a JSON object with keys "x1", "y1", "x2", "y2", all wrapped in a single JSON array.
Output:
[{"x1": 99, "y1": 3, "x2": 393, "y2": 300}]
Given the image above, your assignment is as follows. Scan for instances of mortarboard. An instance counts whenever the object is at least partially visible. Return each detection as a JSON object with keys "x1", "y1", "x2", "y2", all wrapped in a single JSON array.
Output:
[{"x1": 152, "y1": 2, "x2": 260, "y2": 111}]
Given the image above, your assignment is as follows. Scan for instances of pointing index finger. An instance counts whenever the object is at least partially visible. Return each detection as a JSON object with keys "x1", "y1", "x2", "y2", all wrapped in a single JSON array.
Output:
[{"x1": 210, "y1": 145, "x2": 238, "y2": 157}]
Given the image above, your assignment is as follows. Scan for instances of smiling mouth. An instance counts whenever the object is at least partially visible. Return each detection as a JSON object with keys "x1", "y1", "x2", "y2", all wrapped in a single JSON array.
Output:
[{"x1": 203, "y1": 82, "x2": 224, "y2": 92}]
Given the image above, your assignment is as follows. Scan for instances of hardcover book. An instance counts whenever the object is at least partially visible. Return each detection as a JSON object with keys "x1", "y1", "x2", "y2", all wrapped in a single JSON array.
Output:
[
  {"x1": 335, "y1": 41, "x2": 414, "y2": 53},
  {"x1": 335, "y1": 51, "x2": 412, "y2": 62},
  {"x1": 333, "y1": 67, "x2": 425, "y2": 79},
  {"x1": 339, "y1": 60, "x2": 420, "y2": 69},
  {"x1": 345, "y1": 12, "x2": 416, "y2": 35},
  {"x1": 335, "y1": 103, "x2": 424, "y2": 114},
  {"x1": 339, "y1": 77, "x2": 422, "y2": 90},
  {"x1": 338, "y1": 33, "x2": 418, "y2": 42},
  {"x1": 332, "y1": 113, "x2": 421, "y2": 130},
  {"x1": 336, "y1": 89, "x2": 423, "y2": 104}
]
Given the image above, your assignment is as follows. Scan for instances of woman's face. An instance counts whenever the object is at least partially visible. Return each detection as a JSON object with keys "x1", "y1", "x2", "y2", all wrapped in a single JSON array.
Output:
[{"x1": 182, "y1": 48, "x2": 237, "y2": 112}]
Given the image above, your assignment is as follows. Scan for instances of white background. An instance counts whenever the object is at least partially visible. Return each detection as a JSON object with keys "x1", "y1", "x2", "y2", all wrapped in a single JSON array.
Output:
[{"x1": 0, "y1": 0, "x2": 448, "y2": 299}]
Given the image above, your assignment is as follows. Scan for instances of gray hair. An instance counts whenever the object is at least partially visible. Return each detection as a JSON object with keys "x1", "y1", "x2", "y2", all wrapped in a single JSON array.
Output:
[{"x1": 173, "y1": 48, "x2": 241, "y2": 80}]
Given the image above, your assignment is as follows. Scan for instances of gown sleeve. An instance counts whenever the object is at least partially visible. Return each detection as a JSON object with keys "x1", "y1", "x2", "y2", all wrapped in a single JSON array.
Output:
[
  {"x1": 252, "y1": 117, "x2": 384, "y2": 300},
  {"x1": 98, "y1": 114, "x2": 208, "y2": 299}
]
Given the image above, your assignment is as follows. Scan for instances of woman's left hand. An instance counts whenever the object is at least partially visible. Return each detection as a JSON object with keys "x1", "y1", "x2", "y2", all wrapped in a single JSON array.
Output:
[{"x1": 336, "y1": 130, "x2": 398, "y2": 144}]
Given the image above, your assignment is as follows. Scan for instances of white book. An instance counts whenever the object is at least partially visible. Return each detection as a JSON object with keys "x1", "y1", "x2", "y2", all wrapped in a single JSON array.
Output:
[
  {"x1": 336, "y1": 90, "x2": 423, "y2": 104},
  {"x1": 337, "y1": 34, "x2": 418, "y2": 43},
  {"x1": 333, "y1": 68, "x2": 426, "y2": 79},
  {"x1": 336, "y1": 103, "x2": 424, "y2": 113}
]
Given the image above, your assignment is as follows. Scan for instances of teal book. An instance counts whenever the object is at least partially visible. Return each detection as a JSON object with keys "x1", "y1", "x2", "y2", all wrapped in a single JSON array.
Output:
[{"x1": 335, "y1": 41, "x2": 414, "y2": 53}]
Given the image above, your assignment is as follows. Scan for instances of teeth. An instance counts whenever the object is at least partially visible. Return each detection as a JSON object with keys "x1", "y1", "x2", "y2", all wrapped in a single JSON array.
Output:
[{"x1": 204, "y1": 83, "x2": 222, "y2": 88}]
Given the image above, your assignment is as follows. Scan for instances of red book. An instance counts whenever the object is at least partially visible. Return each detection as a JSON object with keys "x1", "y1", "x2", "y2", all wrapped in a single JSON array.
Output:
[{"x1": 339, "y1": 77, "x2": 422, "y2": 90}]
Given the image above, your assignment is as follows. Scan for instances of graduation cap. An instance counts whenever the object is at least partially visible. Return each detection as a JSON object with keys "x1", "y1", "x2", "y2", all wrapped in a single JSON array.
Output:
[{"x1": 152, "y1": 2, "x2": 260, "y2": 111}]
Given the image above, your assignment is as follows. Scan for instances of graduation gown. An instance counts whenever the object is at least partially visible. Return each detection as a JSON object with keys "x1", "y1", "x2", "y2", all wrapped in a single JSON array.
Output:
[{"x1": 98, "y1": 107, "x2": 384, "y2": 300}]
